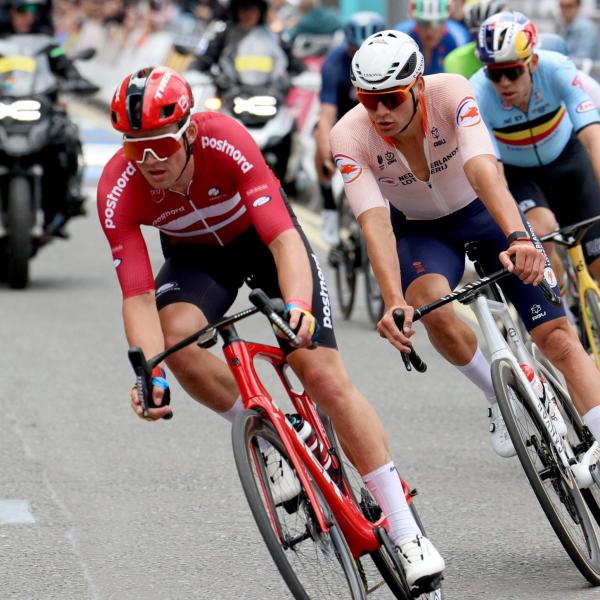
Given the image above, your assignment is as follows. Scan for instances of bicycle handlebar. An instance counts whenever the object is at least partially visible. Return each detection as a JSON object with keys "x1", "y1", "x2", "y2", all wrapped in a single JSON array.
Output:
[{"x1": 392, "y1": 309, "x2": 427, "y2": 373}]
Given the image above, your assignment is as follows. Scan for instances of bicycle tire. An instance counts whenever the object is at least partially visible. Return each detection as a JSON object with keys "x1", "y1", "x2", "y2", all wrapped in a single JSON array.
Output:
[
  {"x1": 361, "y1": 235, "x2": 384, "y2": 327},
  {"x1": 584, "y1": 288, "x2": 600, "y2": 367},
  {"x1": 335, "y1": 197, "x2": 358, "y2": 320},
  {"x1": 232, "y1": 409, "x2": 366, "y2": 599},
  {"x1": 322, "y1": 414, "x2": 443, "y2": 600},
  {"x1": 492, "y1": 359, "x2": 600, "y2": 585}
]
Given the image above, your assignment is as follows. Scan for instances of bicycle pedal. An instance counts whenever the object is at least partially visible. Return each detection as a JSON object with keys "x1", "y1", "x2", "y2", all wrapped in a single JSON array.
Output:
[{"x1": 412, "y1": 573, "x2": 443, "y2": 597}]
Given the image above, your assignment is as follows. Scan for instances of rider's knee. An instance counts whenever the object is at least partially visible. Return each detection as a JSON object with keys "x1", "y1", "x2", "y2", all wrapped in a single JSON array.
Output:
[
  {"x1": 420, "y1": 305, "x2": 458, "y2": 333},
  {"x1": 298, "y1": 355, "x2": 352, "y2": 404},
  {"x1": 537, "y1": 321, "x2": 579, "y2": 364}
]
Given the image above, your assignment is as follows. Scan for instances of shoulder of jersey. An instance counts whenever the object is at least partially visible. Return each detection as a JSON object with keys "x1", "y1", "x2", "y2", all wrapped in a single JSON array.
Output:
[
  {"x1": 536, "y1": 48, "x2": 571, "y2": 69},
  {"x1": 99, "y1": 148, "x2": 138, "y2": 186}
]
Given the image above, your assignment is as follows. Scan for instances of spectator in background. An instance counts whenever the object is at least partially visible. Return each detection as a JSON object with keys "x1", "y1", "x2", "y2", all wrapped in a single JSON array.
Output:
[
  {"x1": 284, "y1": 0, "x2": 341, "y2": 42},
  {"x1": 558, "y1": 0, "x2": 600, "y2": 59},
  {"x1": 396, "y1": 0, "x2": 469, "y2": 74}
]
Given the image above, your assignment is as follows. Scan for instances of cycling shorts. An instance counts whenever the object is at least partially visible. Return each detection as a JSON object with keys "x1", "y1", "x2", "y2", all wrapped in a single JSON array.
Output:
[
  {"x1": 154, "y1": 220, "x2": 337, "y2": 355},
  {"x1": 504, "y1": 136, "x2": 600, "y2": 262},
  {"x1": 390, "y1": 199, "x2": 565, "y2": 331}
]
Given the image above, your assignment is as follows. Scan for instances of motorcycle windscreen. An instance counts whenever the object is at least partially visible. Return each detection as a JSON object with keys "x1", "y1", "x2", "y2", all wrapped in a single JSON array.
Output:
[
  {"x1": 0, "y1": 41, "x2": 57, "y2": 97},
  {"x1": 231, "y1": 28, "x2": 288, "y2": 88}
]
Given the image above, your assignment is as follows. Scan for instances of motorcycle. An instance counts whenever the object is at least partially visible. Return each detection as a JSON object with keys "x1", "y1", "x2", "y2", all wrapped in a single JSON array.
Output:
[
  {"x1": 186, "y1": 27, "x2": 316, "y2": 195},
  {"x1": 0, "y1": 35, "x2": 95, "y2": 289}
]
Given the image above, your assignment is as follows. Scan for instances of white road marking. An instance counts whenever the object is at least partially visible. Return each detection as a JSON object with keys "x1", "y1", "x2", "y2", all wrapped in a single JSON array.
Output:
[{"x1": 0, "y1": 499, "x2": 35, "y2": 524}]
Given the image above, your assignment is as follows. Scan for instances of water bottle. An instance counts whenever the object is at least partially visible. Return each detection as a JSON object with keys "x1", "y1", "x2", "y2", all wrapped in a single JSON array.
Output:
[
  {"x1": 520, "y1": 364, "x2": 546, "y2": 402},
  {"x1": 287, "y1": 413, "x2": 335, "y2": 476}
]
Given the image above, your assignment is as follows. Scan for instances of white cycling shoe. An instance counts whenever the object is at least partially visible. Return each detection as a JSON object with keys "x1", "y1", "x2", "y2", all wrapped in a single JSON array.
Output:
[
  {"x1": 571, "y1": 442, "x2": 600, "y2": 489},
  {"x1": 488, "y1": 403, "x2": 517, "y2": 458},
  {"x1": 262, "y1": 445, "x2": 302, "y2": 505},
  {"x1": 321, "y1": 209, "x2": 340, "y2": 246},
  {"x1": 396, "y1": 534, "x2": 445, "y2": 591}
]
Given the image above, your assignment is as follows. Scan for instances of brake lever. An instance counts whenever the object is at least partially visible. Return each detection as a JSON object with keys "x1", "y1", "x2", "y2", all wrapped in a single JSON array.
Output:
[{"x1": 391, "y1": 309, "x2": 427, "y2": 373}]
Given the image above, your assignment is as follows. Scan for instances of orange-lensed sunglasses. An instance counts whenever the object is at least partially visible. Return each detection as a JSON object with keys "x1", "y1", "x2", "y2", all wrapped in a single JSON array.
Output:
[{"x1": 356, "y1": 79, "x2": 417, "y2": 111}]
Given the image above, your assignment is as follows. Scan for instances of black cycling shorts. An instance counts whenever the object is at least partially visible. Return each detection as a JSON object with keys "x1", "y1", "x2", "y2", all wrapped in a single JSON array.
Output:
[
  {"x1": 504, "y1": 136, "x2": 600, "y2": 262},
  {"x1": 154, "y1": 220, "x2": 337, "y2": 355}
]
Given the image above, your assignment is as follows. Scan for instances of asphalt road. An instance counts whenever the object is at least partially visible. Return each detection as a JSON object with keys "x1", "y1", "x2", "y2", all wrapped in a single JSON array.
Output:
[{"x1": 1, "y1": 102, "x2": 600, "y2": 599}]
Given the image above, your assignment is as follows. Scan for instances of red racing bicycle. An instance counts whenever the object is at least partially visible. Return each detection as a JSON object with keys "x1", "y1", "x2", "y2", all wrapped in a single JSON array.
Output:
[{"x1": 129, "y1": 289, "x2": 442, "y2": 599}]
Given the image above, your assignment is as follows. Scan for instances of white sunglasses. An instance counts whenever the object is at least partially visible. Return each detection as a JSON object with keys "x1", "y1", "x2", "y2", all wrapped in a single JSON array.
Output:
[{"x1": 122, "y1": 116, "x2": 191, "y2": 164}]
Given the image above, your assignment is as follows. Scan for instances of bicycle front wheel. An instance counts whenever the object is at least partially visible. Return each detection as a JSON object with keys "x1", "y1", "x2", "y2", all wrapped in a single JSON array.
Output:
[
  {"x1": 492, "y1": 359, "x2": 600, "y2": 585},
  {"x1": 232, "y1": 410, "x2": 365, "y2": 599}
]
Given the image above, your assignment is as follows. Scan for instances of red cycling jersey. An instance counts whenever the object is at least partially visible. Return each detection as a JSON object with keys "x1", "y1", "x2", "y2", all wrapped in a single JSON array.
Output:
[{"x1": 97, "y1": 112, "x2": 294, "y2": 299}]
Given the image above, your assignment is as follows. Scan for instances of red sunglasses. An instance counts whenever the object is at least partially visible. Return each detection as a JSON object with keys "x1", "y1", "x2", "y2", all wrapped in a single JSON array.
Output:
[
  {"x1": 122, "y1": 117, "x2": 190, "y2": 163},
  {"x1": 357, "y1": 80, "x2": 417, "y2": 111},
  {"x1": 485, "y1": 56, "x2": 532, "y2": 83}
]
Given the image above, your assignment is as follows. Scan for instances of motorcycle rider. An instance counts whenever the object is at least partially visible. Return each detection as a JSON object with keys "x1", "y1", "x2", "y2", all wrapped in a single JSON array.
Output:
[
  {"x1": 1, "y1": 0, "x2": 97, "y2": 237},
  {"x1": 190, "y1": 0, "x2": 304, "y2": 91},
  {"x1": 314, "y1": 11, "x2": 386, "y2": 245}
]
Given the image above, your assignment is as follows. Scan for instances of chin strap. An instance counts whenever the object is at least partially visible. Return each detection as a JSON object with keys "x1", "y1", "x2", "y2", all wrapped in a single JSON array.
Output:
[
  {"x1": 397, "y1": 89, "x2": 419, "y2": 135},
  {"x1": 174, "y1": 133, "x2": 194, "y2": 183}
]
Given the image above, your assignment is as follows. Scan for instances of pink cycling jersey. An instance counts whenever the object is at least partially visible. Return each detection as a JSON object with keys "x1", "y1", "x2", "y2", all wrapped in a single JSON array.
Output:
[
  {"x1": 329, "y1": 73, "x2": 496, "y2": 220},
  {"x1": 97, "y1": 112, "x2": 294, "y2": 299}
]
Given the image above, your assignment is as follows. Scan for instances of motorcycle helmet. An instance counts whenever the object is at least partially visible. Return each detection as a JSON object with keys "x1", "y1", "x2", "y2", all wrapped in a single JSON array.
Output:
[
  {"x1": 344, "y1": 12, "x2": 386, "y2": 49},
  {"x1": 110, "y1": 66, "x2": 192, "y2": 133},
  {"x1": 410, "y1": 0, "x2": 450, "y2": 22},
  {"x1": 229, "y1": 0, "x2": 268, "y2": 24},
  {"x1": 477, "y1": 11, "x2": 538, "y2": 64},
  {"x1": 351, "y1": 30, "x2": 425, "y2": 91},
  {"x1": 463, "y1": 0, "x2": 507, "y2": 33}
]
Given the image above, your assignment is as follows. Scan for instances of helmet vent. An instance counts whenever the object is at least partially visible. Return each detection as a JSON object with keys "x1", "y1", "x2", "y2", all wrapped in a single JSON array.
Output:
[
  {"x1": 396, "y1": 52, "x2": 417, "y2": 80},
  {"x1": 127, "y1": 93, "x2": 143, "y2": 131},
  {"x1": 160, "y1": 104, "x2": 176, "y2": 119}
]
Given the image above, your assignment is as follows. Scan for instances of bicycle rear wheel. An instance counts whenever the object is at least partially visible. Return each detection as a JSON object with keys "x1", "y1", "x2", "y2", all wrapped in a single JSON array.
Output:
[
  {"x1": 322, "y1": 414, "x2": 443, "y2": 600},
  {"x1": 492, "y1": 359, "x2": 600, "y2": 584},
  {"x1": 334, "y1": 197, "x2": 359, "y2": 320},
  {"x1": 232, "y1": 410, "x2": 365, "y2": 599}
]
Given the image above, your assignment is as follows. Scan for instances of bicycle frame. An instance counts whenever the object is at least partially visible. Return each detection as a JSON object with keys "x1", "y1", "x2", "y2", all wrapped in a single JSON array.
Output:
[
  {"x1": 468, "y1": 291, "x2": 574, "y2": 467},
  {"x1": 223, "y1": 334, "x2": 388, "y2": 559}
]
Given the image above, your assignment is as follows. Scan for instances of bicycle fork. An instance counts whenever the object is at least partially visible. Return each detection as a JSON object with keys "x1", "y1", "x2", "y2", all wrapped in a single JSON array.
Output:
[{"x1": 469, "y1": 294, "x2": 575, "y2": 472}]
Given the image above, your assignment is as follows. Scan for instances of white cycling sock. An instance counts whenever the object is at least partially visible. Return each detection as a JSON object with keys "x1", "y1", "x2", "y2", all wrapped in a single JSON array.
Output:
[
  {"x1": 455, "y1": 346, "x2": 496, "y2": 405},
  {"x1": 584, "y1": 405, "x2": 600, "y2": 443},
  {"x1": 362, "y1": 462, "x2": 420, "y2": 544},
  {"x1": 219, "y1": 395, "x2": 244, "y2": 423}
]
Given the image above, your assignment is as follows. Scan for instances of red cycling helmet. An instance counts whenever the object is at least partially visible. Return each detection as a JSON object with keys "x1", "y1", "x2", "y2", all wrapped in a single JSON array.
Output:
[{"x1": 110, "y1": 66, "x2": 192, "y2": 133}]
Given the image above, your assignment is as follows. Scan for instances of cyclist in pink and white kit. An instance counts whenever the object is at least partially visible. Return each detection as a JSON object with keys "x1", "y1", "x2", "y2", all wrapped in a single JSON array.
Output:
[{"x1": 330, "y1": 30, "x2": 600, "y2": 469}]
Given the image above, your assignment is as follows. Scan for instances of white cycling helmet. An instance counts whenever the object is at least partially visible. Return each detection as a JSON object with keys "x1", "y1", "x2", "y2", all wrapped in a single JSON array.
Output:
[
  {"x1": 463, "y1": 0, "x2": 508, "y2": 33},
  {"x1": 351, "y1": 30, "x2": 425, "y2": 91},
  {"x1": 477, "y1": 11, "x2": 538, "y2": 64}
]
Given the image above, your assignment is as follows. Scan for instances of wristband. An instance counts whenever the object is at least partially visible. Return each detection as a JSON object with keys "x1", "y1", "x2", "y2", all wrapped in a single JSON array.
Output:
[
  {"x1": 151, "y1": 366, "x2": 169, "y2": 390},
  {"x1": 506, "y1": 230, "x2": 532, "y2": 245},
  {"x1": 285, "y1": 298, "x2": 312, "y2": 312}
]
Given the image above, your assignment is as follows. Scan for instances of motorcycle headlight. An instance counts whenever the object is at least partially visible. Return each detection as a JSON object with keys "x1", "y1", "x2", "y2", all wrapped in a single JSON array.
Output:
[
  {"x1": 0, "y1": 100, "x2": 42, "y2": 121},
  {"x1": 233, "y1": 96, "x2": 277, "y2": 117},
  {"x1": 204, "y1": 97, "x2": 222, "y2": 111}
]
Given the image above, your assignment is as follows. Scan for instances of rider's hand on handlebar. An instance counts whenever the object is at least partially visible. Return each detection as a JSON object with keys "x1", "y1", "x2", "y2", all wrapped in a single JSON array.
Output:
[
  {"x1": 286, "y1": 306, "x2": 318, "y2": 348},
  {"x1": 130, "y1": 366, "x2": 173, "y2": 421},
  {"x1": 499, "y1": 241, "x2": 545, "y2": 286},
  {"x1": 378, "y1": 304, "x2": 415, "y2": 353}
]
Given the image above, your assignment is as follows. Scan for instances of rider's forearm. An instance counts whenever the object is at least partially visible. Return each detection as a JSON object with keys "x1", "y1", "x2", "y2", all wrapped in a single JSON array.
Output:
[
  {"x1": 578, "y1": 124, "x2": 600, "y2": 186},
  {"x1": 359, "y1": 208, "x2": 405, "y2": 307},
  {"x1": 269, "y1": 229, "x2": 313, "y2": 306},
  {"x1": 465, "y1": 154, "x2": 526, "y2": 237},
  {"x1": 122, "y1": 292, "x2": 165, "y2": 358}
]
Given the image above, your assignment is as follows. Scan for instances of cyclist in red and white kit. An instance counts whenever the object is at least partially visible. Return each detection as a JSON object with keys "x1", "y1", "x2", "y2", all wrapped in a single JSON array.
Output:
[
  {"x1": 97, "y1": 66, "x2": 445, "y2": 590},
  {"x1": 329, "y1": 31, "x2": 600, "y2": 471}
]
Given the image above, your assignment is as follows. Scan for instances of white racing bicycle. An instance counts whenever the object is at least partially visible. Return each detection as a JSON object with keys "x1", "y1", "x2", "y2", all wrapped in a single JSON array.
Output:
[{"x1": 397, "y1": 242, "x2": 600, "y2": 585}]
